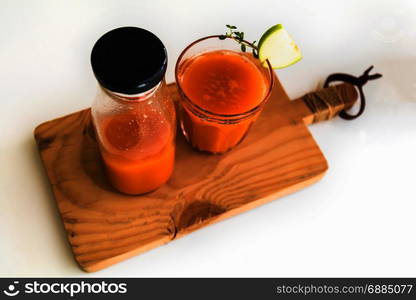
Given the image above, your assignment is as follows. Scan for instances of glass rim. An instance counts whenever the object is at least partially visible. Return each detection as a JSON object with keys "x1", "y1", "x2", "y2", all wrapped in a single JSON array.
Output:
[{"x1": 175, "y1": 35, "x2": 274, "y2": 120}]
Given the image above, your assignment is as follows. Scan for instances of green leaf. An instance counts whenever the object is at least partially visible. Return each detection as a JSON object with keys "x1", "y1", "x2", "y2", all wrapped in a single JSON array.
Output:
[
  {"x1": 234, "y1": 32, "x2": 243, "y2": 39},
  {"x1": 222, "y1": 24, "x2": 260, "y2": 58}
]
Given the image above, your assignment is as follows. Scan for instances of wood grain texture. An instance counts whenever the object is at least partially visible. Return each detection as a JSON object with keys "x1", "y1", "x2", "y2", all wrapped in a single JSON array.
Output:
[{"x1": 34, "y1": 77, "x2": 354, "y2": 272}]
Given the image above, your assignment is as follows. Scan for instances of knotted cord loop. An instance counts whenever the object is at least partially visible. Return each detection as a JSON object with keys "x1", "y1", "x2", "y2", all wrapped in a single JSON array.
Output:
[{"x1": 323, "y1": 66, "x2": 382, "y2": 120}]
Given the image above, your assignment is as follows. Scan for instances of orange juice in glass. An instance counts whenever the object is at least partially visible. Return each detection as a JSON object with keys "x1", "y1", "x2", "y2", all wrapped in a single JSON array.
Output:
[{"x1": 175, "y1": 35, "x2": 274, "y2": 154}]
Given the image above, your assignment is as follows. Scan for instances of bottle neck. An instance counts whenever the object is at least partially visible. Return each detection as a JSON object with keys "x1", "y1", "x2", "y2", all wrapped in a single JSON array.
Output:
[{"x1": 102, "y1": 81, "x2": 161, "y2": 102}]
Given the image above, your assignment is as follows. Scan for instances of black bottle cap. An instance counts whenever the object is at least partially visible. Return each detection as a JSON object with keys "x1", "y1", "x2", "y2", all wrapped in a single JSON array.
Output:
[{"x1": 91, "y1": 27, "x2": 167, "y2": 95}]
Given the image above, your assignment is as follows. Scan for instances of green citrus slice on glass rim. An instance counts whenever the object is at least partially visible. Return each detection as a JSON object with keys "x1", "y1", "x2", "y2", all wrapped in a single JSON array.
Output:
[{"x1": 258, "y1": 24, "x2": 302, "y2": 69}]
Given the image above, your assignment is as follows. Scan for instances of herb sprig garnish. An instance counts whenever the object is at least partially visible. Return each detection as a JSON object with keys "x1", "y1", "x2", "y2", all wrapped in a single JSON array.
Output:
[{"x1": 219, "y1": 25, "x2": 259, "y2": 58}]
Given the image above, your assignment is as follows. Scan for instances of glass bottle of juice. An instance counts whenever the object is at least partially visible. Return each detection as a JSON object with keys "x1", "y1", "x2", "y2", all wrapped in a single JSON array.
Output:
[{"x1": 90, "y1": 27, "x2": 176, "y2": 195}]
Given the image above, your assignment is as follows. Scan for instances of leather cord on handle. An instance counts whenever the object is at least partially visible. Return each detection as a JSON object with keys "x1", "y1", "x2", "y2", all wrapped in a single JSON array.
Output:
[{"x1": 323, "y1": 66, "x2": 382, "y2": 120}]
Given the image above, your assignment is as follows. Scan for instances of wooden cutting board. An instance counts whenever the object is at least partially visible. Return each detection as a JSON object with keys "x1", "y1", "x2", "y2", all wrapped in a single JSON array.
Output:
[{"x1": 34, "y1": 77, "x2": 357, "y2": 272}]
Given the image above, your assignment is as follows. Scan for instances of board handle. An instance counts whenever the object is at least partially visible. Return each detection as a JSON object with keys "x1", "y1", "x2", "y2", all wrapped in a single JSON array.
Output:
[{"x1": 298, "y1": 83, "x2": 358, "y2": 125}]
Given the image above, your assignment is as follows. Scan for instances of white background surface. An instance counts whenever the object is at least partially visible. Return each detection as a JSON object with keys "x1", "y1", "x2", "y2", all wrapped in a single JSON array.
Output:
[{"x1": 1, "y1": 0, "x2": 415, "y2": 277}]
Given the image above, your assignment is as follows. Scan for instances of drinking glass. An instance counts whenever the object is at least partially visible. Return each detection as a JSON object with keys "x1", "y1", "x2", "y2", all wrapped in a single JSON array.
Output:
[{"x1": 175, "y1": 35, "x2": 274, "y2": 154}]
